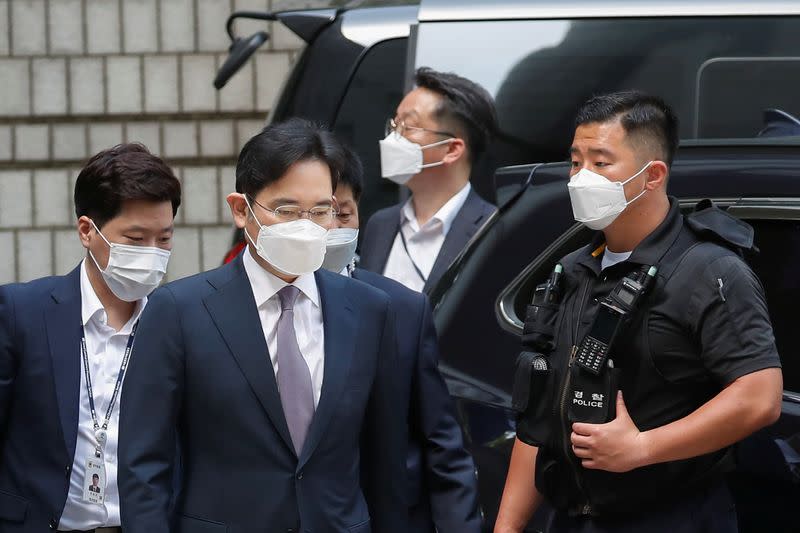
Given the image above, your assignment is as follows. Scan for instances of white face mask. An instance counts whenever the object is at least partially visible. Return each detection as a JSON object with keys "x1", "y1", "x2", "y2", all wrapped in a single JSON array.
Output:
[
  {"x1": 89, "y1": 221, "x2": 171, "y2": 302},
  {"x1": 379, "y1": 132, "x2": 453, "y2": 185},
  {"x1": 244, "y1": 198, "x2": 329, "y2": 277},
  {"x1": 567, "y1": 162, "x2": 652, "y2": 230},
  {"x1": 322, "y1": 228, "x2": 359, "y2": 274}
]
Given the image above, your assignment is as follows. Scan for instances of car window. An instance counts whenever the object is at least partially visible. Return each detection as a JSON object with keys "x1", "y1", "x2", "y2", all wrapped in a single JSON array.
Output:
[
  {"x1": 414, "y1": 16, "x2": 800, "y2": 178},
  {"x1": 507, "y1": 211, "x2": 800, "y2": 393},
  {"x1": 746, "y1": 218, "x2": 800, "y2": 392},
  {"x1": 332, "y1": 38, "x2": 406, "y2": 229}
]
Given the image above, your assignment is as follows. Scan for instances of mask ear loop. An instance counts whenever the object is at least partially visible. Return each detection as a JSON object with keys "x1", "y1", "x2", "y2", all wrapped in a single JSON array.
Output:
[
  {"x1": 87, "y1": 219, "x2": 114, "y2": 273},
  {"x1": 621, "y1": 161, "x2": 653, "y2": 205},
  {"x1": 90, "y1": 220, "x2": 114, "y2": 248},
  {"x1": 419, "y1": 138, "x2": 455, "y2": 169},
  {"x1": 242, "y1": 196, "x2": 265, "y2": 249}
]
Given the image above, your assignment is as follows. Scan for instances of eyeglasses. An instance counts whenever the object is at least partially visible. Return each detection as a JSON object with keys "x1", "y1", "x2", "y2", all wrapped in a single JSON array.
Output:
[
  {"x1": 249, "y1": 197, "x2": 336, "y2": 224},
  {"x1": 385, "y1": 117, "x2": 455, "y2": 139}
]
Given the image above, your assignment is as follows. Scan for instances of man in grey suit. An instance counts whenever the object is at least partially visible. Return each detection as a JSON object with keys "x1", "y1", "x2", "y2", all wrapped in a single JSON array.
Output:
[{"x1": 359, "y1": 67, "x2": 498, "y2": 293}]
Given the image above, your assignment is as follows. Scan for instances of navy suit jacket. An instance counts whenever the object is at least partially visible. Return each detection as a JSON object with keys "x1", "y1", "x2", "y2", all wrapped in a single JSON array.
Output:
[
  {"x1": 359, "y1": 189, "x2": 495, "y2": 294},
  {"x1": 118, "y1": 255, "x2": 408, "y2": 533},
  {"x1": 351, "y1": 268, "x2": 481, "y2": 533},
  {"x1": 0, "y1": 267, "x2": 84, "y2": 532}
]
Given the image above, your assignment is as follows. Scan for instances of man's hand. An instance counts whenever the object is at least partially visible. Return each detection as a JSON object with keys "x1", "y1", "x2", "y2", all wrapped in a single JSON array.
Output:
[{"x1": 570, "y1": 391, "x2": 650, "y2": 473}]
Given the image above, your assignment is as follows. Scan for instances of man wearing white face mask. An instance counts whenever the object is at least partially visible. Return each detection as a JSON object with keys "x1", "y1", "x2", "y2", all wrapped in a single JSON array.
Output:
[
  {"x1": 497, "y1": 92, "x2": 783, "y2": 533},
  {"x1": 0, "y1": 143, "x2": 180, "y2": 532},
  {"x1": 323, "y1": 144, "x2": 481, "y2": 532},
  {"x1": 118, "y1": 118, "x2": 408, "y2": 533},
  {"x1": 359, "y1": 67, "x2": 498, "y2": 293}
]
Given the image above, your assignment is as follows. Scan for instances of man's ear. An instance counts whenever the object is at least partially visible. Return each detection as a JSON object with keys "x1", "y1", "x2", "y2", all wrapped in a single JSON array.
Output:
[
  {"x1": 77, "y1": 216, "x2": 93, "y2": 250},
  {"x1": 646, "y1": 161, "x2": 669, "y2": 190},
  {"x1": 226, "y1": 193, "x2": 250, "y2": 229},
  {"x1": 442, "y1": 138, "x2": 467, "y2": 166}
]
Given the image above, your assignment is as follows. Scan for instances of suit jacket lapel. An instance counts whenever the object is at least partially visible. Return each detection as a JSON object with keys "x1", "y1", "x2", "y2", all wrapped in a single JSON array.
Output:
[
  {"x1": 298, "y1": 270, "x2": 357, "y2": 469},
  {"x1": 424, "y1": 190, "x2": 491, "y2": 293},
  {"x1": 371, "y1": 207, "x2": 401, "y2": 274},
  {"x1": 45, "y1": 266, "x2": 83, "y2": 457},
  {"x1": 203, "y1": 256, "x2": 295, "y2": 455}
]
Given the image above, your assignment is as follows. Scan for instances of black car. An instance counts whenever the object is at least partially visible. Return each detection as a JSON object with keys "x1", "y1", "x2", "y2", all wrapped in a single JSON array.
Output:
[
  {"x1": 217, "y1": 1, "x2": 418, "y2": 231},
  {"x1": 430, "y1": 142, "x2": 800, "y2": 532}
]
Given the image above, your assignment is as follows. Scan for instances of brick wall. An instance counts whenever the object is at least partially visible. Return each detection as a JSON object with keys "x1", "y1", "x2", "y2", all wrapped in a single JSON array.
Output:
[{"x1": 0, "y1": 0, "x2": 329, "y2": 284}]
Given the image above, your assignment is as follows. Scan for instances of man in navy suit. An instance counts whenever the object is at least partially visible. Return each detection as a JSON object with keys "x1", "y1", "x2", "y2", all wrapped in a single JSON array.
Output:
[
  {"x1": 118, "y1": 119, "x2": 408, "y2": 533},
  {"x1": 322, "y1": 144, "x2": 481, "y2": 532},
  {"x1": 0, "y1": 143, "x2": 181, "y2": 532},
  {"x1": 360, "y1": 67, "x2": 497, "y2": 294}
]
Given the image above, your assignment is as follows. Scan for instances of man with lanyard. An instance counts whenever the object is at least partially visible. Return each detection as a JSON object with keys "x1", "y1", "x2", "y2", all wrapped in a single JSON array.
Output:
[
  {"x1": 495, "y1": 91, "x2": 783, "y2": 532},
  {"x1": 322, "y1": 143, "x2": 482, "y2": 532},
  {"x1": 0, "y1": 143, "x2": 180, "y2": 532},
  {"x1": 359, "y1": 67, "x2": 497, "y2": 293}
]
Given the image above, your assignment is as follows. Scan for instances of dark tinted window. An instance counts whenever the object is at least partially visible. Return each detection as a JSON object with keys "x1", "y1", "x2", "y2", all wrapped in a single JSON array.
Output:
[
  {"x1": 746, "y1": 218, "x2": 800, "y2": 392},
  {"x1": 415, "y1": 17, "x2": 800, "y2": 190},
  {"x1": 332, "y1": 38, "x2": 406, "y2": 229},
  {"x1": 508, "y1": 214, "x2": 800, "y2": 393},
  {"x1": 271, "y1": 19, "x2": 363, "y2": 125}
]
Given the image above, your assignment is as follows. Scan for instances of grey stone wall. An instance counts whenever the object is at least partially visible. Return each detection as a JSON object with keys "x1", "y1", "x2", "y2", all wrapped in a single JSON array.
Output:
[{"x1": 0, "y1": 0, "x2": 328, "y2": 284}]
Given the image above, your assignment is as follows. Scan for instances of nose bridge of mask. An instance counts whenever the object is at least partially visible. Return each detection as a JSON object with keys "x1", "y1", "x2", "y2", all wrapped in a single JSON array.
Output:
[
  {"x1": 106, "y1": 244, "x2": 170, "y2": 272},
  {"x1": 256, "y1": 218, "x2": 329, "y2": 276},
  {"x1": 90, "y1": 220, "x2": 169, "y2": 272},
  {"x1": 326, "y1": 227, "x2": 358, "y2": 245},
  {"x1": 265, "y1": 218, "x2": 328, "y2": 240}
]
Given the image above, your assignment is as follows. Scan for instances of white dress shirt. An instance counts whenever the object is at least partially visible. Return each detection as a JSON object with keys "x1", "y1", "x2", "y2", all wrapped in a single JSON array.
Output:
[
  {"x1": 383, "y1": 182, "x2": 472, "y2": 292},
  {"x1": 59, "y1": 261, "x2": 146, "y2": 530},
  {"x1": 243, "y1": 247, "x2": 325, "y2": 407}
]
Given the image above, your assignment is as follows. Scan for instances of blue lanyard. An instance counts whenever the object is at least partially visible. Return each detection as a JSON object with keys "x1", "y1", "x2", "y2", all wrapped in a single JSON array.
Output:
[{"x1": 80, "y1": 320, "x2": 138, "y2": 449}]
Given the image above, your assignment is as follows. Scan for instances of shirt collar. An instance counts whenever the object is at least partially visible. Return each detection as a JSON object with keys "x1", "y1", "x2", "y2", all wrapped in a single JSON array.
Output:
[
  {"x1": 79, "y1": 259, "x2": 146, "y2": 331},
  {"x1": 576, "y1": 196, "x2": 683, "y2": 275},
  {"x1": 242, "y1": 246, "x2": 320, "y2": 308},
  {"x1": 401, "y1": 182, "x2": 472, "y2": 236}
]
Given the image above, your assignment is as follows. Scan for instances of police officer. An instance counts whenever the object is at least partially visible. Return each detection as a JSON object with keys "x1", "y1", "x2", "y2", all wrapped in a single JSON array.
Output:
[{"x1": 495, "y1": 91, "x2": 783, "y2": 533}]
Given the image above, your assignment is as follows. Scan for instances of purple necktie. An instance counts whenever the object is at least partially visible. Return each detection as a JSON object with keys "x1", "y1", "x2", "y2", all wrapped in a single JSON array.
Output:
[{"x1": 276, "y1": 285, "x2": 315, "y2": 455}]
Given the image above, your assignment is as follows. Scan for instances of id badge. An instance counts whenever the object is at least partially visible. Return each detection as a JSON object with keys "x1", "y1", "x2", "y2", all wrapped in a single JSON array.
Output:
[{"x1": 83, "y1": 457, "x2": 106, "y2": 504}]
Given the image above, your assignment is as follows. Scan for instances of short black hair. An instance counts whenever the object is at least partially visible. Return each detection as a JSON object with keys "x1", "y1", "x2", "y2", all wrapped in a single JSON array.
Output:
[
  {"x1": 235, "y1": 118, "x2": 343, "y2": 198},
  {"x1": 415, "y1": 67, "x2": 498, "y2": 164},
  {"x1": 92, "y1": 474, "x2": 99, "y2": 479},
  {"x1": 74, "y1": 143, "x2": 181, "y2": 228},
  {"x1": 335, "y1": 142, "x2": 364, "y2": 203},
  {"x1": 575, "y1": 90, "x2": 680, "y2": 166}
]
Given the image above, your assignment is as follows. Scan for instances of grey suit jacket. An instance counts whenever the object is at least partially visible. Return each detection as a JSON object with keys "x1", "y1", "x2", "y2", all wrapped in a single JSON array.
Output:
[{"x1": 359, "y1": 189, "x2": 495, "y2": 293}]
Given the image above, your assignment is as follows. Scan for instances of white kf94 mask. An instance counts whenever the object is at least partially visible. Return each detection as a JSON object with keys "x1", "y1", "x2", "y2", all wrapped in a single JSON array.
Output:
[
  {"x1": 567, "y1": 162, "x2": 653, "y2": 230},
  {"x1": 244, "y1": 198, "x2": 329, "y2": 277},
  {"x1": 89, "y1": 221, "x2": 171, "y2": 302},
  {"x1": 379, "y1": 132, "x2": 453, "y2": 185}
]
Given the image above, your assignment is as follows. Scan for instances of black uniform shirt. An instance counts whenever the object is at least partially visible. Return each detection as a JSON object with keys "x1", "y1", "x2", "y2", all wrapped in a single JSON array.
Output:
[{"x1": 535, "y1": 198, "x2": 782, "y2": 515}]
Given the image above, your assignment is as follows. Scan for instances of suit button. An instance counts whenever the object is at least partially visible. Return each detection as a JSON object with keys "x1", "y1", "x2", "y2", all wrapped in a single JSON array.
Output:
[
  {"x1": 296, "y1": 472, "x2": 303, "y2": 480},
  {"x1": 49, "y1": 518, "x2": 57, "y2": 529},
  {"x1": 65, "y1": 464, "x2": 71, "y2": 475}
]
